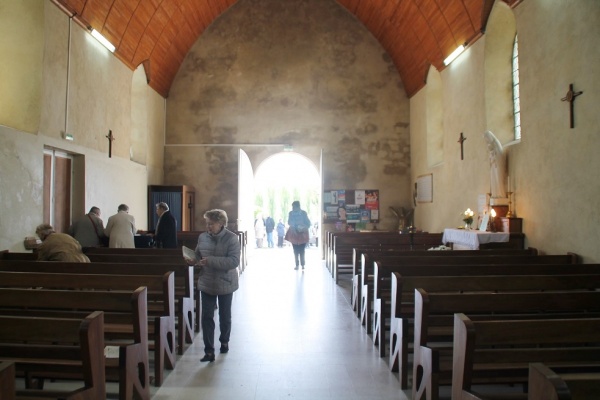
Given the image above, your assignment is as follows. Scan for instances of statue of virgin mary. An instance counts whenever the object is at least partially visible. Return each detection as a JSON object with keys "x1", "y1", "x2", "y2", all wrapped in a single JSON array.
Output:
[{"x1": 483, "y1": 130, "x2": 507, "y2": 199}]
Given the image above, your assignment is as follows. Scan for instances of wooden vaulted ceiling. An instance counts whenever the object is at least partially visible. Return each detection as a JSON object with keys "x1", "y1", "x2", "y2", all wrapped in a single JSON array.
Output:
[{"x1": 51, "y1": 0, "x2": 517, "y2": 98}]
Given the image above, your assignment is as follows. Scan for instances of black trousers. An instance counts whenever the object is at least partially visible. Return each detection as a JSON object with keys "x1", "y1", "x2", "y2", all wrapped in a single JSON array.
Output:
[
  {"x1": 292, "y1": 243, "x2": 306, "y2": 267},
  {"x1": 201, "y1": 291, "x2": 233, "y2": 354}
]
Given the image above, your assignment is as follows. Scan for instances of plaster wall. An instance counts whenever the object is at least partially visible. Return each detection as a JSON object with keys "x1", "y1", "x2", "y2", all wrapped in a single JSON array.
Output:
[
  {"x1": 411, "y1": 0, "x2": 600, "y2": 262},
  {"x1": 166, "y1": 0, "x2": 411, "y2": 230},
  {"x1": 0, "y1": 2, "x2": 166, "y2": 251}
]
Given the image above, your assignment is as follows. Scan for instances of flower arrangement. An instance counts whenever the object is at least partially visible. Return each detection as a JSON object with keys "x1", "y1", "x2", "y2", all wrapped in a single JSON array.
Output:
[{"x1": 462, "y1": 208, "x2": 474, "y2": 229}]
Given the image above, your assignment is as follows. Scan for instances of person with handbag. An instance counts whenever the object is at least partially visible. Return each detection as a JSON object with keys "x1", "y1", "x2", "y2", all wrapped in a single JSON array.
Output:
[
  {"x1": 68, "y1": 206, "x2": 108, "y2": 247},
  {"x1": 285, "y1": 201, "x2": 311, "y2": 270}
]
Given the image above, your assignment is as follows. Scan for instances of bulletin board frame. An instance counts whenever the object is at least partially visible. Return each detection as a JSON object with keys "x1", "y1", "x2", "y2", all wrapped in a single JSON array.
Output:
[{"x1": 323, "y1": 189, "x2": 380, "y2": 223}]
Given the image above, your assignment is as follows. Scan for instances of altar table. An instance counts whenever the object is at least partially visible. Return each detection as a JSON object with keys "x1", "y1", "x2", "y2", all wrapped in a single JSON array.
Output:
[{"x1": 442, "y1": 228, "x2": 510, "y2": 250}]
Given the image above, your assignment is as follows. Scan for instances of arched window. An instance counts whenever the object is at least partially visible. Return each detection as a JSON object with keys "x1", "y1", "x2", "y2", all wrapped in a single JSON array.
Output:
[{"x1": 512, "y1": 35, "x2": 521, "y2": 140}]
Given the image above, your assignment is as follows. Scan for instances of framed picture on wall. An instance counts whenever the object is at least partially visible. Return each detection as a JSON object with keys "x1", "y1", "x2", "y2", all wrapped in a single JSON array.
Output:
[{"x1": 416, "y1": 174, "x2": 433, "y2": 203}]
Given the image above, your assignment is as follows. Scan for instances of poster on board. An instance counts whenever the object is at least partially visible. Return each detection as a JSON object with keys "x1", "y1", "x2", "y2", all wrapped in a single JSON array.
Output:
[{"x1": 323, "y1": 189, "x2": 379, "y2": 222}]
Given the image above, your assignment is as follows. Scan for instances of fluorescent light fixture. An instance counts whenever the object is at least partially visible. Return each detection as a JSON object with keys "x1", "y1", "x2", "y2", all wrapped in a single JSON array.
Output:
[
  {"x1": 443, "y1": 45, "x2": 465, "y2": 66},
  {"x1": 91, "y1": 29, "x2": 115, "y2": 53}
]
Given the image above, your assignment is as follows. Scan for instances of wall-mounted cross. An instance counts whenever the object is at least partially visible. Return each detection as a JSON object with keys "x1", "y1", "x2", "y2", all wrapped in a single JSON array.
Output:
[
  {"x1": 105, "y1": 130, "x2": 115, "y2": 158},
  {"x1": 457, "y1": 132, "x2": 466, "y2": 160},
  {"x1": 561, "y1": 83, "x2": 583, "y2": 129}
]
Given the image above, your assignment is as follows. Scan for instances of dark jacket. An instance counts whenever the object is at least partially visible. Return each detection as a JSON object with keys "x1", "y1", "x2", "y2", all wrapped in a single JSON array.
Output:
[
  {"x1": 265, "y1": 217, "x2": 275, "y2": 233},
  {"x1": 155, "y1": 210, "x2": 178, "y2": 248}
]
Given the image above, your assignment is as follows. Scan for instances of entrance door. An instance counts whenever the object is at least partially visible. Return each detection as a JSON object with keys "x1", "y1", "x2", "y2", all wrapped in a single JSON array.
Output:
[{"x1": 43, "y1": 149, "x2": 72, "y2": 233}]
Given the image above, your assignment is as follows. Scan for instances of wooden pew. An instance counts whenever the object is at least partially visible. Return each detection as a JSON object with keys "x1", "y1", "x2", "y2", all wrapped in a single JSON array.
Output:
[
  {"x1": 331, "y1": 232, "x2": 444, "y2": 283},
  {"x1": 379, "y1": 261, "x2": 600, "y2": 389},
  {"x1": 361, "y1": 253, "x2": 578, "y2": 335},
  {"x1": 0, "y1": 270, "x2": 174, "y2": 388},
  {"x1": 84, "y1": 253, "x2": 195, "y2": 344},
  {"x1": 85, "y1": 251, "x2": 202, "y2": 335},
  {"x1": 0, "y1": 261, "x2": 182, "y2": 386},
  {"x1": 452, "y1": 313, "x2": 600, "y2": 400},
  {"x1": 0, "y1": 362, "x2": 15, "y2": 400},
  {"x1": 412, "y1": 289, "x2": 600, "y2": 400},
  {"x1": 350, "y1": 247, "x2": 538, "y2": 316},
  {"x1": 528, "y1": 362, "x2": 600, "y2": 400},
  {"x1": 0, "y1": 285, "x2": 149, "y2": 400},
  {"x1": 0, "y1": 311, "x2": 106, "y2": 400},
  {"x1": 386, "y1": 271, "x2": 600, "y2": 390}
]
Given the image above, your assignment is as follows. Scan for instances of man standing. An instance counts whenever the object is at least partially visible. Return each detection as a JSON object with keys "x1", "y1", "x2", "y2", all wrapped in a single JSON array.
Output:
[
  {"x1": 153, "y1": 202, "x2": 178, "y2": 248},
  {"x1": 265, "y1": 215, "x2": 275, "y2": 248},
  {"x1": 68, "y1": 206, "x2": 107, "y2": 247},
  {"x1": 105, "y1": 204, "x2": 136, "y2": 248}
]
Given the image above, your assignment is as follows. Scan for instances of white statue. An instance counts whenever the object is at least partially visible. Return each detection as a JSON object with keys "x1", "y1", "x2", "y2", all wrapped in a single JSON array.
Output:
[{"x1": 483, "y1": 130, "x2": 507, "y2": 199}]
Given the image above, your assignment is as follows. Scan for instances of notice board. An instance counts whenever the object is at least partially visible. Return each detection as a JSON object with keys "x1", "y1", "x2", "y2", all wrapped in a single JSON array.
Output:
[{"x1": 323, "y1": 189, "x2": 379, "y2": 223}]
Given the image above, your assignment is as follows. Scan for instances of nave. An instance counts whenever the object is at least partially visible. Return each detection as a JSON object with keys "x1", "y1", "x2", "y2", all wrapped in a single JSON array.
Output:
[{"x1": 152, "y1": 245, "x2": 409, "y2": 400}]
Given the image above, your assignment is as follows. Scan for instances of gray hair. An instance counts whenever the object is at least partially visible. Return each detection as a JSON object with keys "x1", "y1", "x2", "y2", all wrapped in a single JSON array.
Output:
[
  {"x1": 203, "y1": 209, "x2": 228, "y2": 226},
  {"x1": 35, "y1": 223, "x2": 55, "y2": 241},
  {"x1": 156, "y1": 202, "x2": 169, "y2": 211},
  {"x1": 118, "y1": 204, "x2": 129, "y2": 212}
]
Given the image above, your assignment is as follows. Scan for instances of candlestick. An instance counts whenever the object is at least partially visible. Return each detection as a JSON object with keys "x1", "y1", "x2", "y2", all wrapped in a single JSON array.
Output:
[{"x1": 506, "y1": 191, "x2": 513, "y2": 218}]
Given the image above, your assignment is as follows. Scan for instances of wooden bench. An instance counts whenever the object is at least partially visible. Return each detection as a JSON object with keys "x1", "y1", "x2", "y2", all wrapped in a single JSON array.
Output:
[
  {"x1": 452, "y1": 313, "x2": 600, "y2": 400},
  {"x1": 0, "y1": 270, "x2": 175, "y2": 388},
  {"x1": 528, "y1": 362, "x2": 600, "y2": 400},
  {"x1": 0, "y1": 311, "x2": 105, "y2": 399},
  {"x1": 384, "y1": 272, "x2": 600, "y2": 389},
  {"x1": 378, "y1": 261, "x2": 600, "y2": 389},
  {"x1": 84, "y1": 253, "x2": 196, "y2": 341},
  {"x1": 0, "y1": 285, "x2": 149, "y2": 400},
  {"x1": 0, "y1": 361, "x2": 15, "y2": 400},
  {"x1": 330, "y1": 232, "x2": 444, "y2": 283},
  {"x1": 412, "y1": 288, "x2": 600, "y2": 400},
  {"x1": 386, "y1": 271, "x2": 600, "y2": 390},
  {"x1": 84, "y1": 251, "x2": 202, "y2": 335},
  {"x1": 0, "y1": 262, "x2": 182, "y2": 386},
  {"x1": 361, "y1": 253, "x2": 578, "y2": 335},
  {"x1": 350, "y1": 247, "x2": 538, "y2": 316}
]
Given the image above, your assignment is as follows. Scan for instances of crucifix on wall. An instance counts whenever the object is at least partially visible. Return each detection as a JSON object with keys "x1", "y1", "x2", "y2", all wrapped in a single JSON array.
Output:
[
  {"x1": 457, "y1": 132, "x2": 466, "y2": 160},
  {"x1": 561, "y1": 83, "x2": 583, "y2": 129},
  {"x1": 105, "y1": 130, "x2": 115, "y2": 158}
]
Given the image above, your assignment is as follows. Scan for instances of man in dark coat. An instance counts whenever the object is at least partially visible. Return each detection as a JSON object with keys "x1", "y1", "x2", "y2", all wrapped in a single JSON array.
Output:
[
  {"x1": 154, "y1": 202, "x2": 178, "y2": 248},
  {"x1": 265, "y1": 215, "x2": 275, "y2": 248}
]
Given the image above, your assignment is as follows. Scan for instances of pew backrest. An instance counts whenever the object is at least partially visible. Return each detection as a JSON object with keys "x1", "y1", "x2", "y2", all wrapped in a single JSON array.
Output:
[{"x1": 0, "y1": 311, "x2": 106, "y2": 399}]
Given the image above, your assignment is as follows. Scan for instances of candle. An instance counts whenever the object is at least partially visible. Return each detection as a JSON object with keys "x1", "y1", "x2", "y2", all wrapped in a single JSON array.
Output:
[{"x1": 507, "y1": 175, "x2": 510, "y2": 193}]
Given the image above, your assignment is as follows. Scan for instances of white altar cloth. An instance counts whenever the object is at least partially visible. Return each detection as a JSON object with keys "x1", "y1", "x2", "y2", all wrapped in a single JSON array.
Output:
[{"x1": 442, "y1": 228, "x2": 510, "y2": 250}]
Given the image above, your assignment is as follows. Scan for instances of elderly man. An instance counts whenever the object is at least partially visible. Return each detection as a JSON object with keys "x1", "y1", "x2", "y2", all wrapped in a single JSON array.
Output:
[
  {"x1": 105, "y1": 204, "x2": 136, "y2": 248},
  {"x1": 153, "y1": 202, "x2": 178, "y2": 248},
  {"x1": 36, "y1": 223, "x2": 90, "y2": 262},
  {"x1": 68, "y1": 206, "x2": 107, "y2": 247}
]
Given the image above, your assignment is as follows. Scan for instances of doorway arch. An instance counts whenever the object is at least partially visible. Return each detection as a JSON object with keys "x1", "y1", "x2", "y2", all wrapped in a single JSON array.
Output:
[{"x1": 252, "y1": 152, "x2": 321, "y2": 248}]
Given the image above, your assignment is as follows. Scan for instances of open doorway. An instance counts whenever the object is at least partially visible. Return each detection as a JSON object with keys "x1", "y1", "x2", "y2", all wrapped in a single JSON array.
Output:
[{"x1": 250, "y1": 152, "x2": 321, "y2": 252}]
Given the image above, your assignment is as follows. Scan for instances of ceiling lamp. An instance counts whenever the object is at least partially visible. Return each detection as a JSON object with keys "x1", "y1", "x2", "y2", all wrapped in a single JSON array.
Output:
[
  {"x1": 91, "y1": 29, "x2": 116, "y2": 53},
  {"x1": 443, "y1": 45, "x2": 465, "y2": 66}
]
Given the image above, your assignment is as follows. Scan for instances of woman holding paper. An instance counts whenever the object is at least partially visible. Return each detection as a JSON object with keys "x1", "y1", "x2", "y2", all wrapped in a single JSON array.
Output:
[{"x1": 185, "y1": 209, "x2": 241, "y2": 363}]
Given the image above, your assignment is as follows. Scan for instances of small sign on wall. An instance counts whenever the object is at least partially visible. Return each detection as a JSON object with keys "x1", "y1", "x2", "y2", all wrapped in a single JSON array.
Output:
[{"x1": 416, "y1": 174, "x2": 433, "y2": 203}]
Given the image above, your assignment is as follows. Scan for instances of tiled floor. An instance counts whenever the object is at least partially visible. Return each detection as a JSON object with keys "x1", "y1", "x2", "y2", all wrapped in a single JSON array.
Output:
[{"x1": 151, "y1": 245, "x2": 410, "y2": 400}]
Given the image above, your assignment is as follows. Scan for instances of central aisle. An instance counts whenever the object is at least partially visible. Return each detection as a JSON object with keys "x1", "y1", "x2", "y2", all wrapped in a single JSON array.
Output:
[{"x1": 152, "y1": 245, "x2": 409, "y2": 400}]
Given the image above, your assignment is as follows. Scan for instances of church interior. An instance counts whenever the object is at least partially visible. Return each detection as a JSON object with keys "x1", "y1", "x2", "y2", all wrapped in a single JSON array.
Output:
[{"x1": 1, "y1": 0, "x2": 599, "y2": 398}]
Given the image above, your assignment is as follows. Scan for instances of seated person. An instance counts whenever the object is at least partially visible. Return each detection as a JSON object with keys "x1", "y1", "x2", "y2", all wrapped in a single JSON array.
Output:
[{"x1": 35, "y1": 223, "x2": 90, "y2": 262}]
